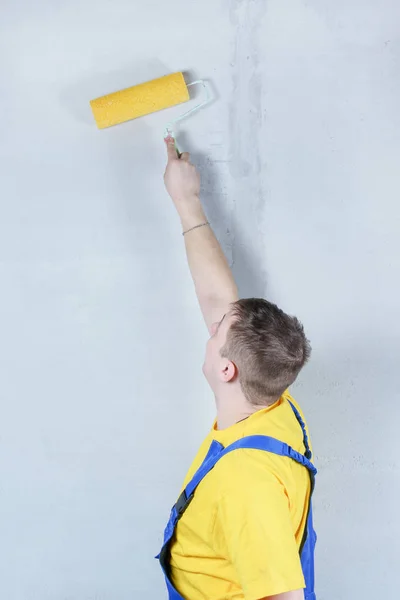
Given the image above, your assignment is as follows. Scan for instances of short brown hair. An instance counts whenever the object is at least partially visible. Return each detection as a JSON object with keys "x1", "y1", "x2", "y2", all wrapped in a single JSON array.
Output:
[{"x1": 221, "y1": 298, "x2": 311, "y2": 406}]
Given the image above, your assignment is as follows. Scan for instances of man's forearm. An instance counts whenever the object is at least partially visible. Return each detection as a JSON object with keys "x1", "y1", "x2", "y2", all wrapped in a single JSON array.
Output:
[
  {"x1": 180, "y1": 199, "x2": 238, "y2": 330},
  {"x1": 163, "y1": 139, "x2": 238, "y2": 329}
]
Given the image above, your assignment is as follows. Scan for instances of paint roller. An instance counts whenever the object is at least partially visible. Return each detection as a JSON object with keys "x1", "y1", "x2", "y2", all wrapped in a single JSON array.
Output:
[{"x1": 90, "y1": 72, "x2": 211, "y2": 140}]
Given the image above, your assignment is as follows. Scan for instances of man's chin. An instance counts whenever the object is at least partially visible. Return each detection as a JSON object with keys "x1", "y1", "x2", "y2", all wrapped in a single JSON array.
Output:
[{"x1": 202, "y1": 363, "x2": 211, "y2": 383}]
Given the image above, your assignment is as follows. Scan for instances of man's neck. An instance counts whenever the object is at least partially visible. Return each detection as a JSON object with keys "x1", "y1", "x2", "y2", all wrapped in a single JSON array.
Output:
[{"x1": 215, "y1": 391, "x2": 259, "y2": 430}]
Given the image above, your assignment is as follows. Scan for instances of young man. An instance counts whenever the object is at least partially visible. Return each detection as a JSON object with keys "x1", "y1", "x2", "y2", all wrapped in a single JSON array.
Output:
[{"x1": 157, "y1": 138, "x2": 317, "y2": 600}]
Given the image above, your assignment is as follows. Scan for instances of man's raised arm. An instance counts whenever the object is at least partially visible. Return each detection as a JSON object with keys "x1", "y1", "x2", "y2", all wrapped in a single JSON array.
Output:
[{"x1": 164, "y1": 137, "x2": 238, "y2": 332}]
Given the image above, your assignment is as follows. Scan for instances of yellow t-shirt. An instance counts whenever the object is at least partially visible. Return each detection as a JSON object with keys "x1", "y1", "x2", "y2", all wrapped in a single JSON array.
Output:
[{"x1": 169, "y1": 392, "x2": 312, "y2": 600}]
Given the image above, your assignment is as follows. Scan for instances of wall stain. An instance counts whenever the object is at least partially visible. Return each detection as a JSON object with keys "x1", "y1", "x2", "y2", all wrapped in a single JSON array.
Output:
[
  {"x1": 228, "y1": 0, "x2": 268, "y2": 295},
  {"x1": 229, "y1": 0, "x2": 266, "y2": 181}
]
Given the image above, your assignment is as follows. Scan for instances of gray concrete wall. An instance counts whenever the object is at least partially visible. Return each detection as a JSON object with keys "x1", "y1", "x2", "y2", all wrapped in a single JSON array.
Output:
[{"x1": 1, "y1": 1, "x2": 399, "y2": 598}]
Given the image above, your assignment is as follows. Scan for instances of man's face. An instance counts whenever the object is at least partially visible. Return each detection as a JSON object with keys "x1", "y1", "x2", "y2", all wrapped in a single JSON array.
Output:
[{"x1": 203, "y1": 313, "x2": 232, "y2": 388}]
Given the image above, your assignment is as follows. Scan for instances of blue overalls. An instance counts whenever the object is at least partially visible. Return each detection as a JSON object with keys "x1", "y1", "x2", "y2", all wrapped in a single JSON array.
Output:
[{"x1": 157, "y1": 401, "x2": 317, "y2": 600}]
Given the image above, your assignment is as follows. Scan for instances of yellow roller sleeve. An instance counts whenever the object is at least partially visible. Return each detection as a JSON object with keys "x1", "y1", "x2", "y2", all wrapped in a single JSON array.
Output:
[{"x1": 90, "y1": 72, "x2": 190, "y2": 129}]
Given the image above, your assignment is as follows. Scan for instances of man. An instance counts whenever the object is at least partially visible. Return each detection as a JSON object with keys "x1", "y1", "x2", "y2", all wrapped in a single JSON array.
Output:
[{"x1": 157, "y1": 137, "x2": 317, "y2": 600}]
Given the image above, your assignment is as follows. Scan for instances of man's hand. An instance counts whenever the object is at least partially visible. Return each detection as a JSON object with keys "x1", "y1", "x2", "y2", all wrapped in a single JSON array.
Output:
[
  {"x1": 164, "y1": 137, "x2": 200, "y2": 201},
  {"x1": 163, "y1": 136, "x2": 238, "y2": 332},
  {"x1": 164, "y1": 137, "x2": 204, "y2": 228}
]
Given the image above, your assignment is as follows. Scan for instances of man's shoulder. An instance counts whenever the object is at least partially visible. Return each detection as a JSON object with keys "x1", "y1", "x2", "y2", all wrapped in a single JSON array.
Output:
[
  {"x1": 214, "y1": 435, "x2": 293, "y2": 497},
  {"x1": 214, "y1": 393, "x2": 311, "y2": 488},
  {"x1": 242, "y1": 393, "x2": 309, "y2": 450}
]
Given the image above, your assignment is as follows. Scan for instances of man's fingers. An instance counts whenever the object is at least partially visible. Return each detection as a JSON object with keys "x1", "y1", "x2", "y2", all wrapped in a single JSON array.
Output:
[
  {"x1": 165, "y1": 137, "x2": 190, "y2": 162},
  {"x1": 165, "y1": 136, "x2": 178, "y2": 161}
]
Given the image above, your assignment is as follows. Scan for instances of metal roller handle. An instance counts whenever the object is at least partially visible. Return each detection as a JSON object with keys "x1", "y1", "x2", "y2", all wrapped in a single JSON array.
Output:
[{"x1": 164, "y1": 79, "x2": 212, "y2": 143}]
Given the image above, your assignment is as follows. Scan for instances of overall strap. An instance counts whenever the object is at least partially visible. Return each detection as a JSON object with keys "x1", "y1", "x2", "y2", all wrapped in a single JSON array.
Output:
[
  {"x1": 287, "y1": 400, "x2": 312, "y2": 460},
  {"x1": 173, "y1": 402, "x2": 316, "y2": 524},
  {"x1": 180, "y1": 435, "x2": 317, "y2": 509}
]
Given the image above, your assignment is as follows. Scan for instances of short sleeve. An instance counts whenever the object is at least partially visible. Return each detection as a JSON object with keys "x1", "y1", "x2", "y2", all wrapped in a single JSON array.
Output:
[{"x1": 217, "y1": 454, "x2": 305, "y2": 600}]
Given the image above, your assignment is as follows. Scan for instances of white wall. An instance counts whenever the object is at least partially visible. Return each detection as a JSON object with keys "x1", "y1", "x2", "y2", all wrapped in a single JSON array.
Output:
[{"x1": 1, "y1": 1, "x2": 400, "y2": 599}]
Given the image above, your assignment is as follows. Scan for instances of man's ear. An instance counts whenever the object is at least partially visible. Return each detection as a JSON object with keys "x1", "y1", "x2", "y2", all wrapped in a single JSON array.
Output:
[{"x1": 220, "y1": 359, "x2": 237, "y2": 383}]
